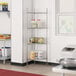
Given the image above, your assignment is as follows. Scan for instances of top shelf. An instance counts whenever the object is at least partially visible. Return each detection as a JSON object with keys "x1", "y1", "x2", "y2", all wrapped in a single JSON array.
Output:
[
  {"x1": 0, "y1": 10, "x2": 10, "y2": 12},
  {"x1": 0, "y1": 11, "x2": 10, "y2": 17}
]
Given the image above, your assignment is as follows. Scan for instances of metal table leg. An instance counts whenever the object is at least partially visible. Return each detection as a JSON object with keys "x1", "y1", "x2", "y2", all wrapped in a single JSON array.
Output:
[
  {"x1": 62, "y1": 73, "x2": 65, "y2": 76},
  {"x1": 3, "y1": 40, "x2": 6, "y2": 64},
  {"x1": 3, "y1": 60, "x2": 5, "y2": 64}
]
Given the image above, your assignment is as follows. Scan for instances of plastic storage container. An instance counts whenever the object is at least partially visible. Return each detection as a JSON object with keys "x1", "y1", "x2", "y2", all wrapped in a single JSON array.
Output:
[{"x1": 1, "y1": 47, "x2": 11, "y2": 57}]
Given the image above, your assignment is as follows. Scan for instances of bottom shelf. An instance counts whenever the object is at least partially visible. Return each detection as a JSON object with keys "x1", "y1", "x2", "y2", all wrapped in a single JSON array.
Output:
[
  {"x1": 27, "y1": 58, "x2": 47, "y2": 62},
  {"x1": 0, "y1": 55, "x2": 11, "y2": 60}
]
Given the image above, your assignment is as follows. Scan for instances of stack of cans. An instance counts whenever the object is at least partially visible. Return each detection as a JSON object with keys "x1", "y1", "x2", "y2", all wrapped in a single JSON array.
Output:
[{"x1": 0, "y1": 2, "x2": 8, "y2": 11}]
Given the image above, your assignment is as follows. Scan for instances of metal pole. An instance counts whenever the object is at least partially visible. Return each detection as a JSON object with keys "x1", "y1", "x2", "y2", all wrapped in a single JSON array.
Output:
[{"x1": 46, "y1": 8, "x2": 48, "y2": 64}]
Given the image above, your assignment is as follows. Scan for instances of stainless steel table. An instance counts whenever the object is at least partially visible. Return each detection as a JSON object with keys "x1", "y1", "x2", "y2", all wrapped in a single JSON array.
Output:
[{"x1": 0, "y1": 39, "x2": 11, "y2": 64}]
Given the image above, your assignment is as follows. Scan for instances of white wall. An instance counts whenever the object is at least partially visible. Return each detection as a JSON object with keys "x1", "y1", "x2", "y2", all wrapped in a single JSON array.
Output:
[
  {"x1": 11, "y1": 0, "x2": 32, "y2": 63},
  {"x1": 0, "y1": 14, "x2": 10, "y2": 34},
  {"x1": 0, "y1": 0, "x2": 11, "y2": 34},
  {"x1": 34, "y1": 0, "x2": 76, "y2": 63},
  {"x1": 11, "y1": 0, "x2": 23, "y2": 63}
]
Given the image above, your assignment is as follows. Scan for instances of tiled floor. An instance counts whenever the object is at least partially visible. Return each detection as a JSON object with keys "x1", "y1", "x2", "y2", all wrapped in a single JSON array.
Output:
[{"x1": 0, "y1": 62, "x2": 75, "y2": 76}]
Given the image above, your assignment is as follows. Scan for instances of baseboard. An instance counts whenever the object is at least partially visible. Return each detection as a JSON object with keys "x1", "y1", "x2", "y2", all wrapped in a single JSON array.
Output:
[
  {"x1": 11, "y1": 61, "x2": 59, "y2": 66},
  {"x1": 11, "y1": 61, "x2": 34, "y2": 66},
  {"x1": 35, "y1": 61, "x2": 59, "y2": 65},
  {"x1": 11, "y1": 62, "x2": 26, "y2": 66}
]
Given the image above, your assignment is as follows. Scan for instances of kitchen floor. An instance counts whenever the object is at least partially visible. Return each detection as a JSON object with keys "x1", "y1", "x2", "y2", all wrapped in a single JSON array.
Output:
[{"x1": 0, "y1": 62, "x2": 75, "y2": 76}]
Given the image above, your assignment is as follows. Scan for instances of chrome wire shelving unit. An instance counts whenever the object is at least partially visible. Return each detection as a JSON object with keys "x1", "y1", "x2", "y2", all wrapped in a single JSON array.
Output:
[{"x1": 26, "y1": 8, "x2": 48, "y2": 65}]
